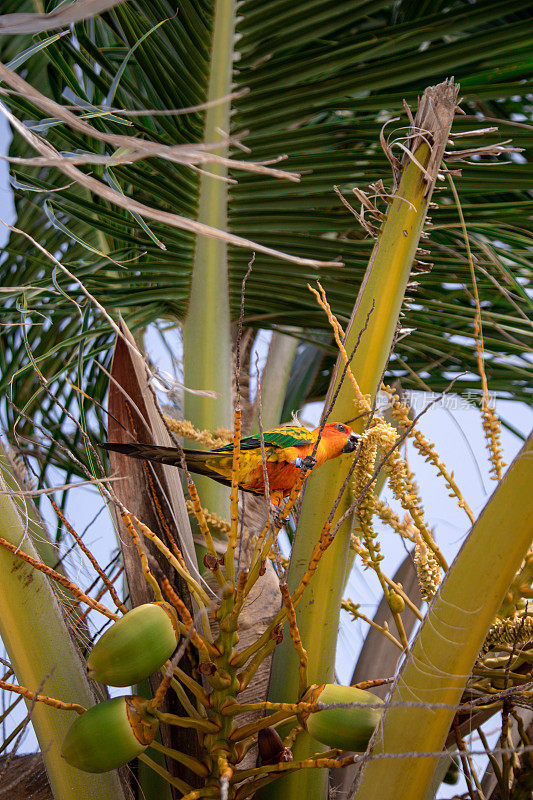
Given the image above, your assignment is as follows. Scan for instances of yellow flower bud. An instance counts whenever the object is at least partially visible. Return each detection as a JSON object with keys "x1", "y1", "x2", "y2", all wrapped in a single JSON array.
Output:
[{"x1": 387, "y1": 592, "x2": 405, "y2": 614}]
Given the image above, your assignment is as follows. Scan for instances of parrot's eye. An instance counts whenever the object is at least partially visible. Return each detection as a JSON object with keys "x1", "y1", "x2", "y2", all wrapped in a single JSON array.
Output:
[{"x1": 335, "y1": 423, "x2": 346, "y2": 433}]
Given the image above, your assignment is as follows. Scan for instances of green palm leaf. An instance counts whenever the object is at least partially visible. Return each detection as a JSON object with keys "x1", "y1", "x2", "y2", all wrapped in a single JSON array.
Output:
[{"x1": 0, "y1": 0, "x2": 531, "y2": 491}]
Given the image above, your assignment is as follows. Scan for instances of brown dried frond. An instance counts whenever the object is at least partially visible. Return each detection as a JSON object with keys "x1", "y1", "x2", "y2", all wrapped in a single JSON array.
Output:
[
  {"x1": 1, "y1": 67, "x2": 350, "y2": 271},
  {"x1": 404, "y1": 78, "x2": 460, "y2": 193},
  {"x1": 445, "y1": 138, "x2": 523, "y2": 163},
  {"x1": 333, "y1": 185, "x2": 380, "y2": 238}
]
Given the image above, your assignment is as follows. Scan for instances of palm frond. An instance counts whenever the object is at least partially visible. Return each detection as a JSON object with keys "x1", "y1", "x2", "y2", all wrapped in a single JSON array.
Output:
[{"x1": 0, "y1": 0, "x2": 531, "y2": 490}]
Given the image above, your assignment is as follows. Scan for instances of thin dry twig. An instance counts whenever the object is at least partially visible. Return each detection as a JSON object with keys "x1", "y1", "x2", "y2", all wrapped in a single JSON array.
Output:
[
  {"x1": 0, "y1": 476, "x2": 124, "y2": 497},
  {"x1": 0, "y1": 534, "x2": 119, "y2": 620},
  {"x1": 0, "y1": 71, "x2": 340, "y2": 268},
  {"x1": 49, "y1": 497, "x2": 128, "y2": 614},
  {"x1": 0, "y1": 0, "x2": 122, "y2": 34},
  {"x1": 0, "y1": 678, "x2": 85, "y2": 715}
]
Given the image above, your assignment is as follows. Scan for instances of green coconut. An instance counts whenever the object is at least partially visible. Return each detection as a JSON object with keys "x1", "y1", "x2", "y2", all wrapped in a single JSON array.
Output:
[
  {"x1": 62, "y1": 695, "x2": 159, "y2": 773},
  {"x1": 306, "y1": 684, "x2": 383, "y2": 751},
  {"x1": 87, "y1": 602, "x2": 178, "y2": 687}
]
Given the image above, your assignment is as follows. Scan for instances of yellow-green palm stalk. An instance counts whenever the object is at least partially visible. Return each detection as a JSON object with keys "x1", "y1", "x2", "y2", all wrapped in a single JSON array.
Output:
[
  {"x1": 251, "y1": 332, "x2": 299, "y2": 432},
  {"x1": 354, "y1": 431, "x2": 533, "y2": 800},
  {"x1": 0, "y1": 447, "x2": 92, "y2": 646},
  {"x1": 265, "y1": 80, "x2": 460, "y2": 799},
  {"x1": 0, "y1": 445, "x2": 59, "y2": 570},
  {"x1": 0, "y1": 472, "x2": 126, "y2": 800},
  {"x1": 182, "y1": 0, "x2": 236, "y2": 518}
]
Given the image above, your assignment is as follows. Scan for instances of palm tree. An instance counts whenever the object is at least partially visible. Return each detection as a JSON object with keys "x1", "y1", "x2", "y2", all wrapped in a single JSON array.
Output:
[{"x1": 0, "y1": 1, "x2": 532, "y2": 799}]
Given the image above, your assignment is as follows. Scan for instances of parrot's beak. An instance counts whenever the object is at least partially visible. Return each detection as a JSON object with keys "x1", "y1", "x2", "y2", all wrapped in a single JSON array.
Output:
[{"x1": 342, "y1": 433, "x2": 360, "y2": 454}]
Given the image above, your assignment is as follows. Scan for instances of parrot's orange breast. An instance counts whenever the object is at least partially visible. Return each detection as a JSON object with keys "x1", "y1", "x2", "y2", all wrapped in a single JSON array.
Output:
[{"x1": 245, "y1": 459, "x2": 302, "y2": 495}]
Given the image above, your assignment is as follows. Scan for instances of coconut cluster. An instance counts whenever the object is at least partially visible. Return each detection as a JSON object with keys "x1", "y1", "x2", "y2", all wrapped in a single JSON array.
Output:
[{"x1": 62, "y1": 603, "x2": 179, "y2": 773}]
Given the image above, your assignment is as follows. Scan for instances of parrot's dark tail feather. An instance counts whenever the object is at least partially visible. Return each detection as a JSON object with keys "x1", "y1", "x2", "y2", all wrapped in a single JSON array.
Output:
[
  {"x1": 102, "y1": 442, "x2": 263, "y2": 494},
  {"x1": 101, "y1": 442, "x2": 183, "y2": 466},
  {"x1": 100, "y1": 442, "x2": 220, "y2": 478},
  {"x1": 101, "y1": 442, "x2": 237, "y2": 487}
]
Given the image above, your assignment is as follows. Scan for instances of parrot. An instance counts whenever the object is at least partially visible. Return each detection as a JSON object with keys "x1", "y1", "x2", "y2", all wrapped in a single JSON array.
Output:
[{"x1": 102, "y1": 422, "x2": 360, "y2": 505}]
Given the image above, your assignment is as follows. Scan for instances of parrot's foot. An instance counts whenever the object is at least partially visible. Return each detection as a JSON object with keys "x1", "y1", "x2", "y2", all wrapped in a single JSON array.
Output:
[
  {"x1": 293, "y1": 455, "x2": 316, "y2": 470},
  {"x1": 274, "y1": 511, "x2": 289, "y2": 528},
  {"x1": 299, "y1": 455, "x2": 317, "y2": 472}
]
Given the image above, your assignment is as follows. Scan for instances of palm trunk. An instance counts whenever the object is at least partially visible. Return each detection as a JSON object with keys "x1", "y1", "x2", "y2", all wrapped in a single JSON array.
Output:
[
  {"x1": 182, "y1": 0, "x2": 236, "y2": 517},
  {"x1": 251, "y1": 331, "x2": 299, "y2": 431}
]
